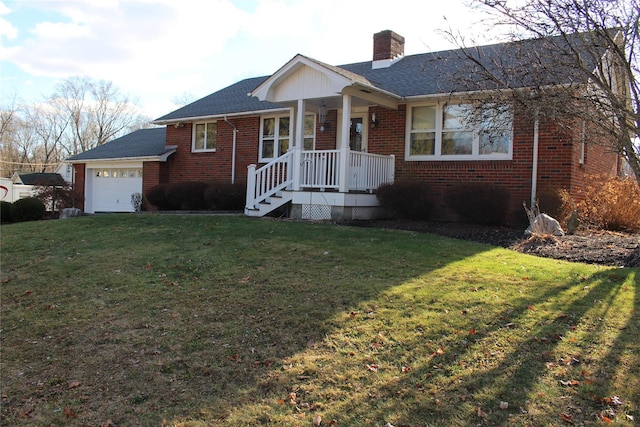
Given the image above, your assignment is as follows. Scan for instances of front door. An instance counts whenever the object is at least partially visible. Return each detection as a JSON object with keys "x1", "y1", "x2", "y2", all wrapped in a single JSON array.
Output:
[{"x1": 349, "y1": 115, "x2": 366, "y2": 152}]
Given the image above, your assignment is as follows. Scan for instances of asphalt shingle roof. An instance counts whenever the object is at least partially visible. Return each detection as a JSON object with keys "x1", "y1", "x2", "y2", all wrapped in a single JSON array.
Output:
[
  {"x1": 16, "y1": 173, "x2": 67, "y2": 186},
  {"x1": 154, "y1": 32, "x2": 602, "y2": 123},
  {"x1": 155, "y1": 77, "x2": 284, "y2": 122},
  {"x1": 67, "y1": 128, "x2": 170, "y2": 161}
]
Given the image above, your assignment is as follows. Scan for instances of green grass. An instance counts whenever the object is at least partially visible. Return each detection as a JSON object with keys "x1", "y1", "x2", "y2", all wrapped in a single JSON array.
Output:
[{"x1": 0, "y1": 214, "x2": 637, "y2": 426}]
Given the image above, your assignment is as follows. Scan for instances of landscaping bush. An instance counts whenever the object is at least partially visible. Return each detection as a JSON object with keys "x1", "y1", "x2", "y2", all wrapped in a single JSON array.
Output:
[
  {"x1": 536, "y1": 186, "x2": 564, "y2": 219},
  {"x1": 9, "y1": 197, "x2": 46, "y2": 222},
  {"x1": 204, "y1": 182, "x2": 246, "y2": 211},
  {"x1": 376, "y1": 180, "x2": 433, "y2": 220},
  {"x1": 165, "y1": 181, "x2": 209, "y2": 210},
  {"x1": 445, "y1": 182, "x2": 510, "y2": 225},
  {"x1": 131, "y1": 192, "x2": 143, "y2": 212},
  {"x1": 33, "y1": 183, "x2": 75, "y2": 213},
  {"x1": 145, "y1": 184, "x2": 170, "y2": 210},
  {"x1": 1, "y1": 201, "x2": 12, "y2": 223},
  {"x1": 562, "y1": 175, "x2": 640, "y2": 232}
]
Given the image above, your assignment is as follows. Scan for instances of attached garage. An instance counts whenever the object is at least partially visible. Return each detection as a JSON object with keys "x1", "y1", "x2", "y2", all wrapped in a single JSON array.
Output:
[
  {"x1": 85, "y1": 164, "x2": 143, "y2": 213},
  {"x1": 67, "y1": 128, "x2": 175, "y2": 214}
]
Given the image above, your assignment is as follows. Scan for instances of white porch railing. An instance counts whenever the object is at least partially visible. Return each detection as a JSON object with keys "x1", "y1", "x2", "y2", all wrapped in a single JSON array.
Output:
[
  {"x1": 349, "y1": 151, "x2": 395, "y2": 192},
  {"x1": 245, "y1": 151, "x2": 294, "y2": 211},
  {"x1": 246, "y1": 149, "x2": 395, "y2": 213},
  {"x1": 300, "y1": 150, "x2": 340, "y2": 190}
]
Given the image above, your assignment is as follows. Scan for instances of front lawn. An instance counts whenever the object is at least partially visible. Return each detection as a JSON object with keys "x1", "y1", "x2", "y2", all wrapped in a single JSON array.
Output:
[{"x1": 0, "y1": 215, "x2": 637, "y2": 426}]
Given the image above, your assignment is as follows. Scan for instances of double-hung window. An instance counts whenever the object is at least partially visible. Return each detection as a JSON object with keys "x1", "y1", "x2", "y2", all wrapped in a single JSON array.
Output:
[
  {"x1": 193, "y1": 121, "x2": 217, "y2": 152},
  {"x1": 407, "y1": 103, "x2": 512, "y2": 160},
  {"x1": 260, "y1": 114, "x2": 316, "y2": 161}
]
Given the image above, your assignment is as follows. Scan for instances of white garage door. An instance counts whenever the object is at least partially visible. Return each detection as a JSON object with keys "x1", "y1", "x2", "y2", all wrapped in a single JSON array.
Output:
[{"x1": 88, "y1": 168, "x2": 143, "y2": 213}]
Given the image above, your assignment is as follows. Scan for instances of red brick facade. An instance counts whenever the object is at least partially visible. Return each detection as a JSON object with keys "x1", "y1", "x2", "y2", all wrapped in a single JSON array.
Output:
[
  {"x1": 73, "y1": 163, "x2": 86, "y2": 210},
  {"x1": 74, "y1": 102, "x2": 619, "y2": 221}
]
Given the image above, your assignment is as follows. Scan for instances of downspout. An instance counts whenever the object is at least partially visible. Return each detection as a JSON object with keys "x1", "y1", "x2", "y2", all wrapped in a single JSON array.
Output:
[
  {"x1": 224, "y1": 116, "x2": 237, "y2": 184},
  {"x1": 530, "y1": 111, "x2": 539, "y2": 208}
]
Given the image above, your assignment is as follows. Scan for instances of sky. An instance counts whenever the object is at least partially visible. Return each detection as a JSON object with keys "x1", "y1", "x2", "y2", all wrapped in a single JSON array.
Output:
[{"x1": 0, "y1": 0, "x2": 497, "y2": 120}]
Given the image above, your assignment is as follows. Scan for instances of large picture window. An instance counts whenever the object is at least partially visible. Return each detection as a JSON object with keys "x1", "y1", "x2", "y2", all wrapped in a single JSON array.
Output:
[
  {"x1": 260, "y1": 114, "x2": 316, "y2": 161},
  {"x1": 193, "y1": 121, "x2": 217, "y2": 152},
  {"x1": 407, "y1": 103, "x2": 512, "y2": 160}
]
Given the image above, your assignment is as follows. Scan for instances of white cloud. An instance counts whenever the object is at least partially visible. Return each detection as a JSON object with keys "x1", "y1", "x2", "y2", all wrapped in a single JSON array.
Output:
[
  {"x1": 33, "y1": 20, "x2": 90, "y2": 39},
  {"x1": 1, "y1": 0, "x2": 493, "y2": 117}
]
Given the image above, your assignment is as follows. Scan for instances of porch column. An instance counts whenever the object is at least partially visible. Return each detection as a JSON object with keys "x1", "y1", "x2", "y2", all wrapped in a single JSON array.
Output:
[
  {"x1": 338, "y1": 94, "x2": 351, "y2": 193},
  {"x1": 292, "y1": 99, "x2": 305, "y2": 191}
]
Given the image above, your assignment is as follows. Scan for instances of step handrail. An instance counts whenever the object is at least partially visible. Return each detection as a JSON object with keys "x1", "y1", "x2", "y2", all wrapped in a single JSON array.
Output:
[{"x1": 245, "y1": 151, "x2": 294, "y2": 210}]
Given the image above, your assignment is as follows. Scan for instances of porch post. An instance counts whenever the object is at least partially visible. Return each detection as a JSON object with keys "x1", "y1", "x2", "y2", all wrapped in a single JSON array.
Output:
[
  {"x1": 292, "y1": 99, "x2": 305, "y2": 191},
  {"x1": 246, "y1": 163, "x2": 256, "y2": 210},
  {"x1": 338, "y1": 94, "x2": 351, "y2": 193}
]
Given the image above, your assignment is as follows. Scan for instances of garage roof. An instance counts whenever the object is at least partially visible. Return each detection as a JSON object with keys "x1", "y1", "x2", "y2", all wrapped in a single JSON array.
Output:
[{"x1": 67, "y1": 128, "x2": 173, "y2": 162}]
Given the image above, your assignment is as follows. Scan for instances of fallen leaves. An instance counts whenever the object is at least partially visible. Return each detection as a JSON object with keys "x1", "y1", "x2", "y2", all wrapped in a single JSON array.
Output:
[
  {"x1": 63, "y1": 406, "x2": 77, "y2": 418},
  {"x1": 365, "y1": 364, "x2": 379, "y2": 372},
  {"x1": 559, "y1": 413, "x2": 573, "y2": 423},
  {"x1": 67, "y1": 380, "x2": 82, "y2": 389}
]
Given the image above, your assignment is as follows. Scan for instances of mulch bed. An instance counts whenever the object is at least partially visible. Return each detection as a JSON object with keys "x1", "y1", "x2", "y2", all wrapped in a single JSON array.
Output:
[{"x1": 346, "y1": 219, "x2": 640, "y2": 268}]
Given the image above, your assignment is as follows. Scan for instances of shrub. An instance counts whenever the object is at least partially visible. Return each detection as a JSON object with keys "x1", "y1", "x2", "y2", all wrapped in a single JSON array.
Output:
[
  {"x1": 376, "y1": 180, "x2": 433, "y2": 220},
  {"x1": 204, "y1": 182, "x2": 246, "y2": 211},
  {"x1": 131, "y1": 193, "x2": 143, "y2": 212},
  {"x1": 1, "y1": 201, "x2": 12, "y2": 223},
  {"x1": 10, "y1": 197, "x2": 46, "y2": 222},
  {"x1": 445, "y1": 183, "x2": 510, "y2": 225},
  {"x1": 145, "y1": 184, "x2": 170, "y2": 210},
  {"x1": 563, "y1": 175, "x2": 640, "y2": 232},
  {"x1": 33, "y1": 183, "x2": 75, "y2": 213},
  {"x1": 536, "y1": 186, "x2": 564, "y2": 219},
  {"x1": 165, "y1": 181, "x2": 209, "y2": 210}
]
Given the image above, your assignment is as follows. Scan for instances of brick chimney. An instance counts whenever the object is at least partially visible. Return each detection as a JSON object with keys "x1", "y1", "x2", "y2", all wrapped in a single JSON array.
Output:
[{"x1": 372, "y1": 30, "x2": 405, "y2": 68}]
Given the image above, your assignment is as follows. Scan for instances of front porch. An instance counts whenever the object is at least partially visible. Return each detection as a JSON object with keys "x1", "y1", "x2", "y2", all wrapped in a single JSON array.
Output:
[
  {"x1": 244, "y1": 54, "x2": 402, "y2": 219},
  {"x1": 245, "y1": 149, "x2": 395, "y2": 219}
]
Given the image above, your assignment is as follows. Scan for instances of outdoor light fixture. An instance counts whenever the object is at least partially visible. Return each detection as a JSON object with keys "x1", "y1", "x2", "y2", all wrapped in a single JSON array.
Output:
[
  {"x1": 319, "y1": 103, "x2": 330, "y2": 132},
  {"x1": 371, "y1": 113, "x2": 379, "y2": 128}
]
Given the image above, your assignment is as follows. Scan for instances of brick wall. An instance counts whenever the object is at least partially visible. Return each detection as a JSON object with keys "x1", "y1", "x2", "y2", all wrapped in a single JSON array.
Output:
[
  {"x1": 164, "y1": 117, "x2": 260, "y2": 185},
  {"x1": 367, "y1": 104, "x2": 617, "y2": 222},
  {"x1": 72, "y1": 163, "x2": 86, "y2": 211}
]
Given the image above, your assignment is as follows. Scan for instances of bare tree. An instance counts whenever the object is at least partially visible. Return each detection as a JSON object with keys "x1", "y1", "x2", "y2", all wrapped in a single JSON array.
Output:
[
  {"x1": 28, "y1": 103, "x2": 70, "y2": 173},
  {"x1": 1, "y1": 78, "x2": 149, "y2": 176},
  {"x1": 0, "y1": 97, "x2": 20, "y2": 176},
  {"x1": 444, "y1": 0, "x2": 640, "y2": 186},
  {"x1": 54, "y1": 76, "x2": 144, "y2": 156}
]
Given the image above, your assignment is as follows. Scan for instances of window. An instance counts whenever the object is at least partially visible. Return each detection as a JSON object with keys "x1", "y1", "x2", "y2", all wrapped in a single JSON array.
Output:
[
  {"x1": 193, "y1": 121, "x2": 217, "y2": 152},
  {"x1": 407, "y1": 103, "x2": 512, "y2": 160},
  {"x1": 260, "y1": 114, "x2": 316, "y2": 161},
  {"x1": 95, "y1": 168, "x2": 143, "y2": 178},
  {"x1": 303, "y1": 114, "x2": 315, "y2": 151}
]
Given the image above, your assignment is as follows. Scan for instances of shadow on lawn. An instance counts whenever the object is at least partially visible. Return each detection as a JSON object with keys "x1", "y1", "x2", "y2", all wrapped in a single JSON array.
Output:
[
  {"x1": 354, "y1": 267, "x2": 639, "y2": 425},
  {"x1": 1, "y1": 218, "x2": 494, "y2": 426},
  {"x1": 4, "y1": 216, "x2": 637, "y2": 426},
  {"x1": 201, "y1": 260, "x2": 637, "y2": 425}
]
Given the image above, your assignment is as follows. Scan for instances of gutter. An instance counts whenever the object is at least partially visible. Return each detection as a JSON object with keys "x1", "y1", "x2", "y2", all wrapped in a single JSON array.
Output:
[
  {"x1": 224, "y1": 116, "x2": 238, "y2": 184},
  {"x1": 67, "y1": 147, "x2": 177, "y2": 164},
  {"x1": 152, "y1": 108, "x2": 289, "y2": 126}
]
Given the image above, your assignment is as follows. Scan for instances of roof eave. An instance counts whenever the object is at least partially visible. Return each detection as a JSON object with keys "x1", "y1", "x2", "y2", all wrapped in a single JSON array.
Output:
[
  {"x1": 68, "y1": 147, "x2": 177, "y2": 164},
  {"x1": 152, "y1": 107, "x2": 290, "y2": 126}
]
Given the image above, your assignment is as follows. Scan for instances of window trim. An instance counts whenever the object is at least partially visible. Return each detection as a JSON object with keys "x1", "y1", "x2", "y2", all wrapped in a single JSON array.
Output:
[
  {"x1": 405, "y1": 102, "x2": 513, "y2": 161},
  {"x1": 192, "y1": 120, "x2": 217, "y2": 153},
  {"x1": 259, "y1": 113, "x2": 316, "y2": 162}
]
